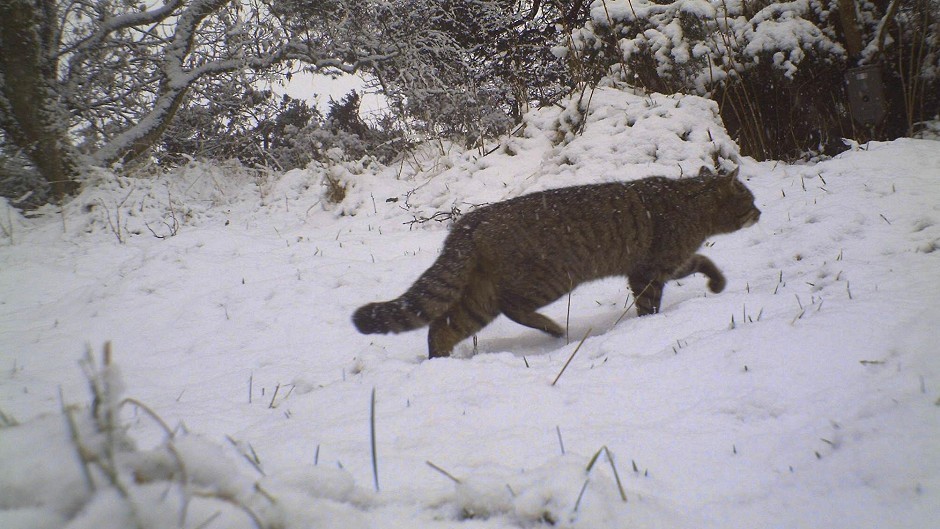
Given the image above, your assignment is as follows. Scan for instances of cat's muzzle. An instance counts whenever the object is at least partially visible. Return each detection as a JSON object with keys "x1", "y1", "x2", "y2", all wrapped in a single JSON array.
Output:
[{"x1": 741, "y1": 208, "x2": 761, "y2": 227}]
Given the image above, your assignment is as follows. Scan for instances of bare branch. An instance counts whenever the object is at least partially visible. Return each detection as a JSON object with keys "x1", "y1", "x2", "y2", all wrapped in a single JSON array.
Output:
[{"x1": 59, "y1": 0, "x2": 185, "y2": 58}]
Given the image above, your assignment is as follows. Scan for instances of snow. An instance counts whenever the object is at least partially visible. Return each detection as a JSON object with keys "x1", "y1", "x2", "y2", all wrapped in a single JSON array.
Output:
[
  {"x1": 577, "y1": 0, "x2": 850, "y2": 91},
  {"x1": 2, "y1": 87, "x2": 939, "y2": 528}
]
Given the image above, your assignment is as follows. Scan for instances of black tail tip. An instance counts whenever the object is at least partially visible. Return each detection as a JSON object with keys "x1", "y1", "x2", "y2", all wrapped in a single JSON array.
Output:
[{"x1": 352, "y1": 304, "x2": 383, "y2": 334}]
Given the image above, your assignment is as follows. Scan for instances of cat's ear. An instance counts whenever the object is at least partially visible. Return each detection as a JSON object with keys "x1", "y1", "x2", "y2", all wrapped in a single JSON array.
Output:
[{"x1": 722, "y1": 166, "x2": 740, "y2": 186}]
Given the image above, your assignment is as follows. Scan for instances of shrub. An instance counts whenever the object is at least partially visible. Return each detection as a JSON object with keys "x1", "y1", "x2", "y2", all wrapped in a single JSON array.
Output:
[{"x1": 566, "y1": 0, "x2": 940, "y2": 160}]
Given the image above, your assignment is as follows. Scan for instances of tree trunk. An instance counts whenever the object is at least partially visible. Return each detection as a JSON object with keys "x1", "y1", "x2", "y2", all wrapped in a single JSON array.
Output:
[
  {"x1": 837, "y1": 0, "x2": 865, "y2": 62},
  {"x1": 0, "y1": 0, "x2": 79, "y2": 200}
]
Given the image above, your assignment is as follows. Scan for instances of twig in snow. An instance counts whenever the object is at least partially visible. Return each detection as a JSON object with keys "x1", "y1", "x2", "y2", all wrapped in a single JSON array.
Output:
[
  {"x1": 60, "y1": 387, "x2": 96, "y2": 492},
  {"x1": 426, "y1": 460, "x2": 461, "y2": 483},
  {"x1": 0, "y1": 407, "x2": 17, "y2": 427},
  {"x1": 552, "y1": 328, "x2": 592, "y2": 386},
  {"x1": 371, "y1": 387, "x2": 379, "y2": 492},
  {"x1": 191, "y1": 490, "x2": 263, "y2": 529},
  {"x1": 268, "y1": 383, "x2": 280, "y2": 409},
  {"x1": 585, "y1": 446, "x2": 627, "y2": 503},
  {"x1": 614, "y1": 281, "x2": 652, "y2": 326},
  {"x1": 225, "y1": 436, "x2": 265, "y2": 476},
  {"x1": 573, "y1": 479, "x2": 590, "y2": 511},
  {"x1": 193, "y1": 512, "x2": 221, "y2": 529}
]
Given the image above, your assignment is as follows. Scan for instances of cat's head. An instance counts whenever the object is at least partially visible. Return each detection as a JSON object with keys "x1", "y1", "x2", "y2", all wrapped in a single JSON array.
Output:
[{"x1": 711, "y1": 167, "x2": 761, "y2": 233}]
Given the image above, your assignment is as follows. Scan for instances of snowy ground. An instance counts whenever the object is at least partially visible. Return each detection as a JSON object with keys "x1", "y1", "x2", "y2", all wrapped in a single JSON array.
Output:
[{"x1": 2, "y1": 88, "x2": 939, "y2": 529}]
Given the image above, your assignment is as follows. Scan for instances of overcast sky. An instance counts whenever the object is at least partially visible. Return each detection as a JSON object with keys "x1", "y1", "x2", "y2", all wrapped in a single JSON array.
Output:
[{"x1": 274, "y1": 71, "x2": 388, "y2": 119}]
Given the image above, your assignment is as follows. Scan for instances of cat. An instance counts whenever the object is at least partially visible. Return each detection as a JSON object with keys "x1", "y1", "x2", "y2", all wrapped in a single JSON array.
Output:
[{"x1": 353, "y1": 167, "x2": 760, "y2": 358}]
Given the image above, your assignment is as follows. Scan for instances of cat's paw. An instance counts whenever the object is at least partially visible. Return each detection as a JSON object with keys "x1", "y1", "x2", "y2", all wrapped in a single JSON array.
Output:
[{"x1": 708, "y1": 274, "x2": 726, "y2": 293}]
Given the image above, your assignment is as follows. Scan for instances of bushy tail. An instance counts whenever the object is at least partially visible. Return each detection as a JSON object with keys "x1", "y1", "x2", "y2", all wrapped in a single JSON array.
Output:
[{"x1": 353, "y1": 240, "x2": 477, "y2": 334}]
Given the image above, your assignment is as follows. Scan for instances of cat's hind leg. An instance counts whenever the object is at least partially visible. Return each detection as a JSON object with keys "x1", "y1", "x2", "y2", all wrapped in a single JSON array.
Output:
[{"x1": 427, "y1": 282, "x2": 499, "y2": 358}]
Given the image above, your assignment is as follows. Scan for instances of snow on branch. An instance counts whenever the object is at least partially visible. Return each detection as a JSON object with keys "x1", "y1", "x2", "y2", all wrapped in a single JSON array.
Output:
[
  {"x1": 58, "y1": 0, "x2": 185, "y2": 58},
  {"x1": 83, "y1": 0, "x2": 381, "y2": 166}
]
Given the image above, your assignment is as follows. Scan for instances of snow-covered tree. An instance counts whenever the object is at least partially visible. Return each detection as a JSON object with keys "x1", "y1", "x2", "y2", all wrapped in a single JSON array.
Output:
[
  {"x1": 273, "y1": 0, "x2": 590, "y2": 147},
  {"x1": 0, "y1": 0, "x2": 391, "y2": 204},
  {"x1": 372, "y1": 0, "x2": 590, "y2": 144},
  {"x1": 0, "y1": 0, "x2": 594, "y2": 205}
]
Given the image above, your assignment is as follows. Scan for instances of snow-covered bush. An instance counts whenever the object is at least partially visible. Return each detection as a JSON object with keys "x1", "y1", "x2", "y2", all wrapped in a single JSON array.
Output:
[
  {"x1": 566, "y1": 0, "x2": 940, "y2": 160},
  {"x1": 0, "y1": 145, "x2": 50, "y2": 209},
  {"x1": 0, "y1": 345, "x2": 377, "y2": 529}
]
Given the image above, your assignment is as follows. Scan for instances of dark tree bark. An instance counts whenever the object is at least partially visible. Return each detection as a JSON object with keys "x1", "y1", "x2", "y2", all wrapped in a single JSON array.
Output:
[
  {"x1": 836, "y1": 0, "x2": 865, "y2": 61},
  {"x1": 0, "y1": 0, "x2": 79, "y2": 199},
  {"x1": 0, "y1": 0, "x2": 378, "y2": 205}
]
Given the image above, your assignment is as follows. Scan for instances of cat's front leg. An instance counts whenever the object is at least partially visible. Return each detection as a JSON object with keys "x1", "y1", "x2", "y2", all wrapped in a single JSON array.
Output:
[
  {"x1": 672, "y1": 254, "x2": 726, "y2": 293},
  {"x1": 628, "y1": 275, "x2": 665, "y2": 315}
]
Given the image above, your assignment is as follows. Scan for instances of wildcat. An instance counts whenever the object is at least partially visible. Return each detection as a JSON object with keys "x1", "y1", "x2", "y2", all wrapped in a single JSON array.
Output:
[{"x1": 353, "y1": 167, "x2": 760, "y2": 358}]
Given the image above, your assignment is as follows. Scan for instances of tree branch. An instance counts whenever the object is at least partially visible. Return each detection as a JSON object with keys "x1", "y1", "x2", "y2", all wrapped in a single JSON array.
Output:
[
  {"x1": 874, "y1": 0, "x2": 902, "y2": 60},
  {"x1": 58, "y1": 0, "x2": 185, "y2": 58}
]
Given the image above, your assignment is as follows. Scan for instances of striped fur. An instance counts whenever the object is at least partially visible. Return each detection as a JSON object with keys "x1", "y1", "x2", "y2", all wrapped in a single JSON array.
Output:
[{"x1": 353, "y1": 167, "x2": 760, "y2": 358}]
